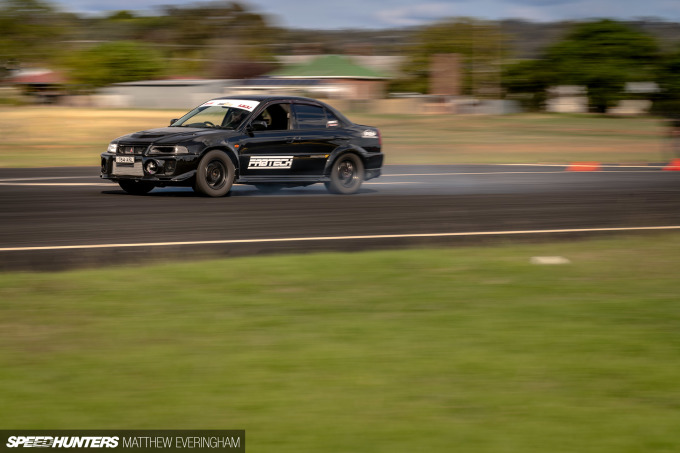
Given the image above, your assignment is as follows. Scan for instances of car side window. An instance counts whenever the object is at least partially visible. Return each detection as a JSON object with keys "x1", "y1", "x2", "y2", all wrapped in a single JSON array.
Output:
[
  {"x1": 253, "y1": 103, "x2": 291, "y2": 131},
  {"x1": 293, "y1": 104, "x2": 328, "y2": 129}
]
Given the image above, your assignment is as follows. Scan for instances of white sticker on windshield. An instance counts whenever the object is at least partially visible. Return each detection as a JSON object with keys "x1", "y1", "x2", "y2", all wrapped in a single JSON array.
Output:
[{"x1": 201, "y1": 99, "x2": 260, "y2": 112}]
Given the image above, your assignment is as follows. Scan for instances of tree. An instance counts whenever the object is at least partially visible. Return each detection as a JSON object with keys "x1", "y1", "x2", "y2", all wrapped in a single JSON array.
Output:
[
  {"x1": 62, "y1": 41, "x2": 164, "y2": 89},
  {"x1": 155, "y1": 1, "x2": 280, "y2": 77},
  {"x1": 207, "y1": 40, "x2": 277, "y2": 79},
  {"x1": 502, "y1": 20, "x2": 660, "y2": 113},
  {"x1": 545, "y1": 20, "x2": 659, "y2": 113},
  {"x1": 390, "y1": 18, "x2": 507, "y2": 96},
  {"x1": 502, "y1": 59, "x2": 555, "y2": 111},
  {"x1": 652, "y1": 46, "x2": 680, "y2": 118},
  {"x1": 0, "y1": 0, "x2": 73, "y2": 72}
]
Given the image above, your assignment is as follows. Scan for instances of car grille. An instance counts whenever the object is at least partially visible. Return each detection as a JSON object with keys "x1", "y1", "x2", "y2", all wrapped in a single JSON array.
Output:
[{"x1": 117, "y1": 144, "x2": 148, "y2": 155}]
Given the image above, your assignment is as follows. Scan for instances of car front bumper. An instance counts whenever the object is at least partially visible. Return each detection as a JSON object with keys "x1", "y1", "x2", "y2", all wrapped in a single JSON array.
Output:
[{"x1": 100, "y1": 152, "x2": 200, "y2": 185}]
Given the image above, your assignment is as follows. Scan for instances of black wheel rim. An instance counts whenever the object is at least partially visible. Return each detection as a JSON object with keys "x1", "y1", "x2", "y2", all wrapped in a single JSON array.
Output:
[
  {"x1": 338, "y1": 160, "x2": 357, "y2": 187},
  {"x1": 205, "y1": 160, "x2": 227, "y2": 189}
]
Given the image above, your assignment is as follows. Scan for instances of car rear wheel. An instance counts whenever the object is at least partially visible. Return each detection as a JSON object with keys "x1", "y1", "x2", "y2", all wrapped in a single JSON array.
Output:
[
  {"x1": 325, "y1": 153, "x2": 364, "y2": 194},
  {"x1": 194, "y1": 150, "x2": 235, "y2": 197},
  {"x1": 118, "y1": 180, "x2": 155, "y2": 195}
]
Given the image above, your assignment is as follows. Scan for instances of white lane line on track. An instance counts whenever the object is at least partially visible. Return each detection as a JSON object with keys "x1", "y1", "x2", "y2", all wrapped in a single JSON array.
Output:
[
  {"x1": 2, "y1": 225, "x2": 679, "y2": 252},
  {"x1": 364, "y1": 181, "x2": 422, "y2": 185},
  {"x1": 383, "y1": 170, "x2": 662, "y2": 177},
  {"x1": 497, "y1": 163, "x2": 668, "y2": 169},
  {"x1": 384, "y1": 172, "x2": 564, "y2": 176}
]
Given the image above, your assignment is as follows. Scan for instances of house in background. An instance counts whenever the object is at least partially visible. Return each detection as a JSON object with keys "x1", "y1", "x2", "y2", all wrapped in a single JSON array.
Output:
[
  {"x1": 97, "y1": 79, "x2": 236, "y2": 109},
  {"x1": 250, "y1": 54, "x2": 391, "y2": 100},
  {"x1": 93, "y1": 55, "x2": 395, "y2": 108},
  {"x1": 545, "y1": 85, "x2": 588, "y2": 113},
  {"x1": 546, "y1": 83, "x2": 659, "y2": 115},
  {"x1": 5, "y1": 69, "x2": 66, "y2": 103}
]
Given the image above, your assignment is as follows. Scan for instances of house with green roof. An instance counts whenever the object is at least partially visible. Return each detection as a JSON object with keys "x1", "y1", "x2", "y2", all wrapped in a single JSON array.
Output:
[{"x1": 264, "y1": 54, "x2": 390, "y2": 100}]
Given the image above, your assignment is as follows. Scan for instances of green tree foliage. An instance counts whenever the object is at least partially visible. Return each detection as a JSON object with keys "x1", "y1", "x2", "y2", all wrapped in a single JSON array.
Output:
[
  {"x1": 0, "y1": 0, "x2": 73, "y2": 71},
  {"x1": 502, "y1": 60, "x2": 554, "y2": 111},
  {"x1": 1, "y1": 0, "x2": 280, "y2": 81},
  {"x1": 107, "y1": 10, "x2": 135, "y2": 21},
  {"x1": 652, "y1": 46, "x2": 680, "y2": 117},
  {"x1": 546, "y1": 20, "x2": 659, "y2": 113},
  {"x1": 93, "y1": 2, "x2": 281, "y2": 78},
  {"x1": 63, "y1": 41, "x2": 164, "y2": 89},
  {"x1": 161, "y1": 2, "x2": 281, "y2": 58},
  {"x1": 503, "y1": 20, "x2": 660, "y2": 113},
  {"x1": 390, "y1": 18, "x2": 507, "y2": 96}
]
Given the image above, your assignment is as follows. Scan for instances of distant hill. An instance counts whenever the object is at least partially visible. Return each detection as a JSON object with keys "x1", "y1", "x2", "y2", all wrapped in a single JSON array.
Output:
[
  {"x1": 500, "y1": 19, "x2": 680, "y2": 58},
  {"x1": 279, "y1": 20, "x2": 680, "y2": 59}
]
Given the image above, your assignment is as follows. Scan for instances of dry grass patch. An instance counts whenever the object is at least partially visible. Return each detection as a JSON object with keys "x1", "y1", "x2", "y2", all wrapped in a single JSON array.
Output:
[{"x1": 0, "y1": 107, "x2": 669, "y2": 167}]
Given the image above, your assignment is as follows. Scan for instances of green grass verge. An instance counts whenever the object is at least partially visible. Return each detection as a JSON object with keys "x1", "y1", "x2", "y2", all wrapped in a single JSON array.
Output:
[
  {"x1": 0, "y1": 107, "x2": 671, "y2": 167},
  {"x1": 2, "y1": 234, "x2": 680, "y2": 451}
]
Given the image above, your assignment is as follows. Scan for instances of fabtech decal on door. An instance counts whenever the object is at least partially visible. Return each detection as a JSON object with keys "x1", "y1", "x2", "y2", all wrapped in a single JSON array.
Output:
[{"x1": 248, "y1": 156, "x2": 294, "y2": 169}]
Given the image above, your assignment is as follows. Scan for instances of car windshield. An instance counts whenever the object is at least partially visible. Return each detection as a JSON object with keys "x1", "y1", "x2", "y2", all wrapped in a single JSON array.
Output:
[{"x1": 172, "y1": 105, "x2": 252, "y2": 129}]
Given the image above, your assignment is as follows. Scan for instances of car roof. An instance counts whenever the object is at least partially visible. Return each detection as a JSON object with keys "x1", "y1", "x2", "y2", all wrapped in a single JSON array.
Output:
[
  {"x1": 208, "y1": 95, "x2": 353, "y2": 125},
  {"x1": 211, "y1": 95, "x2": 322, "y2": 103}
]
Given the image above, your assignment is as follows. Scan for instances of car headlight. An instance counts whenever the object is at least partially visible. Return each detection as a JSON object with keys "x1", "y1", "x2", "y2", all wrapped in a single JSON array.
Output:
[
  {"x1": 107, "y1": 143, "x2": 118, "y2": 153},
  {"x1": 148, "y1": 145, "x2": 190, "y2": 155}
]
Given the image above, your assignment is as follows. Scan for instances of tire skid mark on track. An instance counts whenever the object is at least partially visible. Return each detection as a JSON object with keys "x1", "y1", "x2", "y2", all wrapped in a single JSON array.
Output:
[
  {"x1": 0, "y1": 176, "x2": 96, "y2": 182},
  {"x1": 0, "y1": 182, "x2": 115, "y2": 187},
  {"x1": 0, "y1": 182, "x2": 425, "y2": 187},
  {"x1": 0, "y1": 167, "x2": 664, "y2": 187}
]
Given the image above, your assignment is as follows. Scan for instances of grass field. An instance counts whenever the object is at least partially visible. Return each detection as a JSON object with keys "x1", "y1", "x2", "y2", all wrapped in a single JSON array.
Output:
[
  {"x1": 2, "y1": 234, "x2": 680, "y2": 452},
  {"x1": 0, "y1": 106, "x2": 670, "y2": 167}
]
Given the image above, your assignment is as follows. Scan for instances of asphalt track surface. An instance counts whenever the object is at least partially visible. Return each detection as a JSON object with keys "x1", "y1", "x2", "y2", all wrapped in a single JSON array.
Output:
[{"x1": 1, "y1": 164, "x2": 679, "y2": 270}]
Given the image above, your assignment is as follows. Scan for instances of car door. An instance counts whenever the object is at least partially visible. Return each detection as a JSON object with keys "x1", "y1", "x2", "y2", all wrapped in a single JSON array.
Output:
[
  {"x1": 288, "y1": 103, "x2": 341, "y2": 176},
  {"x1": 238, "y1": 102, "x2": 298, "y2": 177}
]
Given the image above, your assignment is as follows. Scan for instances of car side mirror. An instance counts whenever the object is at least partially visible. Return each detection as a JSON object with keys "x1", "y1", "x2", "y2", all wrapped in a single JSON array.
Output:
[
  {"x1": 248, "y1": 121, "x2": 268, "y2": 132},
  {"x1": 170, "y1": 119, "x2": 179, "y2": 126}
]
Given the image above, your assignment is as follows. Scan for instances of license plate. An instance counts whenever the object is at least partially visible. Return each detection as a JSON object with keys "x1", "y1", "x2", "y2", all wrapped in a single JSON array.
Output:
[
  {"x1": 116, "y1": 156, "x2": 135, "y2": 164},
  {"x1": 113, "y1": 161, "x2": 143, "y2": 177}
]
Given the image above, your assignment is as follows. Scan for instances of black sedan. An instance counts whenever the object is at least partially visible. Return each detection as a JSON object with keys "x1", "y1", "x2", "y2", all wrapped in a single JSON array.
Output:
[{"x1": 100, "y1": 96, "x2": 383, "y2": 196}]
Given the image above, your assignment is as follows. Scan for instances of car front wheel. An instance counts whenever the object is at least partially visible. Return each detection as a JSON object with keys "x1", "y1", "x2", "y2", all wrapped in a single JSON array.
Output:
[
  {"x1": 194, "y1": 150, "x2": 235, "y2": 197},
  {"x1": 118, "y1": 180, "x2": 155, "y2": 195},
  {"x1": 325, "y1": 153, "x2": 364, "y2": 194}
]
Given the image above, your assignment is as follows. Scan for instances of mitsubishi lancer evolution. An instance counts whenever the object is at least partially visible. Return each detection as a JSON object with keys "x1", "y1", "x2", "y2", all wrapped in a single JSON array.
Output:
[{"x1": 100, "y1": 96, "x2": 383, "y2": 196}]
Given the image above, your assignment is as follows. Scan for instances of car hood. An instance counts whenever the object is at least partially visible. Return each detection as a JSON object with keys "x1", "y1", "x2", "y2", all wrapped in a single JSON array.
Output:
[{"x1": 117, "y1": 127, "x2": 237, "y2": 144}]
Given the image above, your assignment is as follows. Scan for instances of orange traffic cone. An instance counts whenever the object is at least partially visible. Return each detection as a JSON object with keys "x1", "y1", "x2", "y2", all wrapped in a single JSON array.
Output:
[
  {"x1": 662, "y1": 159, "x2": 680, "y2": 171},
  {"x1": 566, "y1": 162, "x2": 601, "y2": 171}
]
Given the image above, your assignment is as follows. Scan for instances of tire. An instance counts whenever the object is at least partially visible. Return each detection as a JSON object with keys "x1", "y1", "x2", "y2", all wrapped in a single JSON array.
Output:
[
  {"x1": 118, "y1": 180, "x2": 155, "y2": 195},
  {"x1": 193, "y1": 150, "x2": 235, "y2": 197},
  {"x1": 254, "y1": 184, "x2": 283, "y2": 194},
  {"x1": 325, "y1": 153, "x2": 364, "y2": 194}
]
